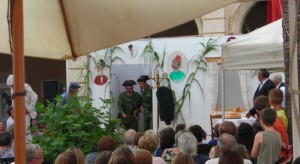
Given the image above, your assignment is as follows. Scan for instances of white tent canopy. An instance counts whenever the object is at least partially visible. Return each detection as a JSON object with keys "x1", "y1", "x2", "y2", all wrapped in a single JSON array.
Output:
[
  {"x1": 0, "y1": 0, "x2": 238, "y2": 60},
  {"x1": 221, "y1": 19, "x2": 284, "y2": 71}
]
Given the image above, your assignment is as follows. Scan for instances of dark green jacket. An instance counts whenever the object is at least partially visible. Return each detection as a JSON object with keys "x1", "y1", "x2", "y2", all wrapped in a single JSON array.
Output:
[
  {"x1": 141, "y1": 84, "x2": 152, "y2": 112},
  {"x1": 118, "y1": 91, "x2": 141, "y2": 115}
]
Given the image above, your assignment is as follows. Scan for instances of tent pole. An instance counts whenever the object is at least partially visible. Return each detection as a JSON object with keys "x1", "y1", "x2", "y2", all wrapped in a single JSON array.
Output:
[
  {"x1": 221, "y1": 70, "x2": 225, "y2": 122},
  {"x1": 12, "y1": 0, "x2": 26, "y2": 163}
]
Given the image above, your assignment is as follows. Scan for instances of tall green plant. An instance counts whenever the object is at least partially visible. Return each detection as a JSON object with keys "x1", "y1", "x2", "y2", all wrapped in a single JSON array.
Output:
[
  {"x1": 176, "y1": 38, "x2": 217, "y2": 116},
  {"x1": 141, "y1": 39, "x2": 217, "y2": 123},
  {"x1": 32, "y1": 97, "x2": 122, "y2": 161}
]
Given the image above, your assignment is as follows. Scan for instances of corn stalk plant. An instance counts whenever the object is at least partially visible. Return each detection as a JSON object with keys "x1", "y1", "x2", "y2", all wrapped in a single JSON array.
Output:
[
  {"x1": 176, "y1": 38, "x2": 217, "y2": 117},
  {"x1": 140, "y1": 39, "x2": 217, "y2": 124}
]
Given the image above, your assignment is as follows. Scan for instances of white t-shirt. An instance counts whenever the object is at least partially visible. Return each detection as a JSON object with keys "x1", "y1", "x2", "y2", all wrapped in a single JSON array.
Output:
[{"x1": 6, "y1": 116, "x2": 14, "y2": 130}]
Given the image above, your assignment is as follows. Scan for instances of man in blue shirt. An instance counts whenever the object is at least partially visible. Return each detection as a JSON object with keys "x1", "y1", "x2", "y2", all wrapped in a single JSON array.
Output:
[{"x1": 57, "y1": 82, "x2": 81, "y2": 106}]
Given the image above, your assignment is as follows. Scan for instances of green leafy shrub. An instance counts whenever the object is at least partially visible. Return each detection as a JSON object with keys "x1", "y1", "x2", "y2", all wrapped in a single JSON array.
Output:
[{"x1": 32, "y1": 96, "x2": 123, "y2": 161}]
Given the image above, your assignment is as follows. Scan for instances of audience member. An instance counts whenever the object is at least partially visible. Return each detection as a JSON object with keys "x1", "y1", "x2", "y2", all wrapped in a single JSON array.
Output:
[
  {"x1": 251, "y1": 108, "x2": 282, "y2": 164},
  {"x1": 171, "y1": 152, "x2": 195, "y2": 164},
  {"x1": 156, "y1": 127, "x2": 176, "y2": 157},
  {"x1": 252, "y1": 122, "x2": 263, "y2": 135},
  {"x1": 218, "y1": 150, "x2": 244, "y2": 164},
  {"x1": 294, "y1": 156, "x2": 300, "y2": 164},
  {"x1": 0, "y1": 131, "x2": 14, "y2": 158},
  {"x1": 134, "y1": 149, "x2": 153, "y2": 164},
  {"x1": 64, "y1": 148, "x2": 86, "y2": 164},
  {"x1": 208, "y1": 124, "x2": 220, "y2": 146},
  {"x1": 269, "y1": 88, "x2": 288, "y2": 129},
  {"x1": 108, "y1": 146, "x2": 135, "y2": 164},
  {"x1": 253, "y1": 95, "x2": 288, "y2": 158},
  {"x1": 237, "y1": 122, "x2": 255, "y2": 154},
  {"x1": 138, "y1": 133, "x2": 166, "y2": 164},
  {"x1": 123, "y1": 129, "x2": 138, "y2": 152},
  {"x1": 270, "y1": 72, "x2": 285, "y2": 108},
  {"x1": 134, "y1": 132, "x2": 145, "y2": 146},
  {"x1": 26, "y1": 144, "x2": 43, "y2": 164},
  {"x1": 206, "y1": 133, "x2": 252, "y2": 164},
  {"x1": 6, "y1": 108, "x2": 14, "y2": 130},
  {"x1": 177, "y1": 132, "x2": 209, "y2": 164},
  {"x1": 86, "y1": 135, "x2": 117, "y2": 164},
  {"x1": 175, "y1": 124, "x2": 186, "y2": 134},
  {"x1": 54, "y1": 153, "x2": 66, "y2": 164},
  {"x1": 209, "y1": 122, "x2": 250, "y2": 160},
  {"x1": 159, "y1": 127, "x2": 180, "y2": 162},
  {"x1": 189, "y1": 125, "x2": 212, "y2": 156},
  {"x1": 94, "y1": 151, "x2": 112, "y2": 164}
]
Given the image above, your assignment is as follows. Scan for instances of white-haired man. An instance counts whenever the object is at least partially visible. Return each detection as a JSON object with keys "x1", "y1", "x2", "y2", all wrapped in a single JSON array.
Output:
[
  {"x1": 6, "y1": 74, "x2": 38, "y2": 142},
  {"x1": 270, "y1": 72, "x2": 285, "y2": 108}
]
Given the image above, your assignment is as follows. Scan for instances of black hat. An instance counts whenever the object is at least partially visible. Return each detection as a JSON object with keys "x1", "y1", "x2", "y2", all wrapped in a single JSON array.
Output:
[
  {"x1": 122, "y1": 80, "x2": 137, "y2": 86},
  {"x1": 69, "y1": 82, "x2": 81, "y2": 89},
  {"x1": 137, "y1": 75, "x2": 150, "y2": 83}
]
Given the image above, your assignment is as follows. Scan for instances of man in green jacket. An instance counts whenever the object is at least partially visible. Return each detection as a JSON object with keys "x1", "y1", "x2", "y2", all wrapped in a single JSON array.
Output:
[
  {"x1": 137, "y1": 75, "x2": 152, "y2": 131},
  {"x1": 118, "y1": 80, "x2": 141, "y2": 131}
]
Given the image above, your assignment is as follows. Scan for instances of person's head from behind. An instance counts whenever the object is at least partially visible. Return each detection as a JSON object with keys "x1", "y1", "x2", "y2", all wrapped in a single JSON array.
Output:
[
  {"x1": 237, "y1": 122, "x2": 255, "y2": 150},
  {"x1": 177, "y1": 132, "x2": 198, "y2": 156},
  {"x1": 189, "y1": 124, "x2": 204, "y2": 143},
  {"x1": 257, "y1": 69, "x2": 270, "y2": 82},
  {"x1": 138, "y1": 133, "x2": 158, "y2": 154},
  {"x1": 171, "y1": 152, "x2": 194, "y2": 164},
  {"x1": 175, "y1": 123, "x2": 186, "y2": 134},
  {"x1": 259, "y1": 108, "x2": 277, "y2": 129},
  {"x1": 270, "y1": 73, "x2": 283, "y2": 86},
  {"x1": 123, "y1": 129, "x2": 136, "y2": 145},
  {"x1": 94, "y1": 151, "x2": 112, "y2": 164},
  {"x1": 134, "y1": 149, "x2": 152, "y2": 164},
  {"x1": 254, "y1": 95, "x2": 271, "y2": 114},
  {"x1": 218, "y1": 121, "x2": 237, "y2": 137},
  {"x1": 293, "y1": 156, "x2": 300, "y2": 164},
  {"x1": 54, "y1": 153, "x2": 67, "y2": 164},
  {"x1": 268, "y1": 88, "x2": 283, "y2": 106},
  {"x1": 134, "y1": 132, "x2": 145, "y2": 146},
  {"x1": 64, "y1": 148, "x2": 85, "y2": 164},
  {"x1": 0, "y1": 131, "x2": 12, "y2": 147},
  {"x1": 218, "y1": 150, "x2": 243, "y2": 164},
  {"x1": 97, "y1": 135, "x2": 117, "y2": 152},
  {"x1": 26, "y1": 144, "x2": 43, "y2": 164},
  {"x1": 108, "y1": 146, "x2": 135, "y2": 164},
  {"x1": 159, "y1": 127, "x2": 175, "y2": 149},
  {"x1": 217, "y1": 133, "x2": 237, "y2": 154},
  {"x1": 214, "y1": 124, "x2": 220, "y2": 138}
]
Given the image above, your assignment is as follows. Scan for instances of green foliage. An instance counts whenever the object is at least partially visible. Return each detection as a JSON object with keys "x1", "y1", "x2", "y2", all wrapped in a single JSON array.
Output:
[{"x1": 32, "y1": 96, "x2": 122, "y2": 161}]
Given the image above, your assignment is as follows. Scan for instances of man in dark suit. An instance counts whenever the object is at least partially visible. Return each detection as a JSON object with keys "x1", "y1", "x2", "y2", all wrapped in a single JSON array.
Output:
[{"x1": 246, "y1": 69, "x2": 275, "y2": 117}]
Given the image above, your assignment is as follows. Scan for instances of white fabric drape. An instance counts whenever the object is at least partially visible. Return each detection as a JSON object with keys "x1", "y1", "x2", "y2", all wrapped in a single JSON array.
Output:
[
  {"x1": 207, "y1": 62, "x2": 219, "y2": 111},
  {"x1": 238, "y1": 70, "x2": 255, "y2": 110}
]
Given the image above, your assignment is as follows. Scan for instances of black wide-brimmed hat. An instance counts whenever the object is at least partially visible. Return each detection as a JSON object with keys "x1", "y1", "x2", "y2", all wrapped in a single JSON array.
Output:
[
  {"x1": 137, "y1": 75, "x2": 150, "y2": 83},
  {"x1": 122, "y1": 80, "x2": 137, "y2": 86}
]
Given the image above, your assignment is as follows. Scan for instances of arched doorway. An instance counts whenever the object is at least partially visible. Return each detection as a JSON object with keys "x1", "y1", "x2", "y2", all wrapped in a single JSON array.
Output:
[{"x1": 242, "y1": 1, "x2": 267, "y2": 34}]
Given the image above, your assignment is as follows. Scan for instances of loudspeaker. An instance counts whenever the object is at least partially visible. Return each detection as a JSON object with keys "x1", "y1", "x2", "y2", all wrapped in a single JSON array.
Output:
[{"x1": 42, "y1": 80, "x2": 59, "y2": 105}]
